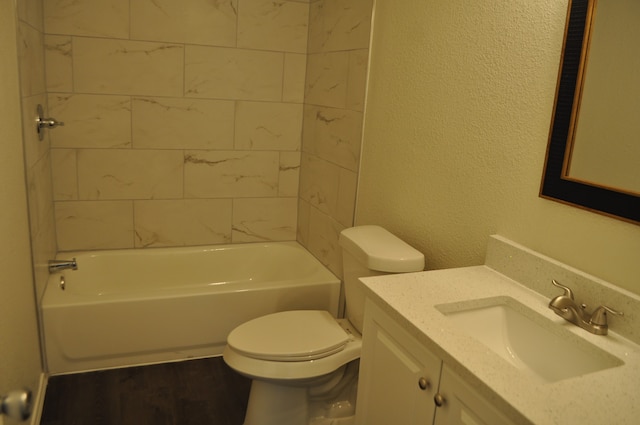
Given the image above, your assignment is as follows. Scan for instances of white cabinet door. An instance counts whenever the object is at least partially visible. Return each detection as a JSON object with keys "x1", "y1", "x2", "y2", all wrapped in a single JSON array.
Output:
[
  {"x1": 433, "y1": 365, "x2": 514, "y2": 425},
  {"x1": 356, "y1": 302, "x2": 442, "y2": 425}
]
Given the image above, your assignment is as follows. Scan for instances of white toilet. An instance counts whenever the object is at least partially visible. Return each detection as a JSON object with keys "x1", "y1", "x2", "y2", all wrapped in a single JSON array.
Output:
[{"x1": 223, "y1": 225, "x2": 425, "y2": 425}]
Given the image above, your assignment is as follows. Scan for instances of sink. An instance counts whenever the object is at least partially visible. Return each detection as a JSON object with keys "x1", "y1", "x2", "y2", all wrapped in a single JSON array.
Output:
[{"x1": 435, "y1": 296, "x2": 623, "y2": 382}]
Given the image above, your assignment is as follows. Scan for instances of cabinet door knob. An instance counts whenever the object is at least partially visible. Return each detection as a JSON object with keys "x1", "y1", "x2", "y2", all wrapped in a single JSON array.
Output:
[
  {"x1": 418, "y1": 377, "x2": 430, "y2": 390},
  {"x1": 434, "y1": 393, "x2": 446, "y2": 407}
]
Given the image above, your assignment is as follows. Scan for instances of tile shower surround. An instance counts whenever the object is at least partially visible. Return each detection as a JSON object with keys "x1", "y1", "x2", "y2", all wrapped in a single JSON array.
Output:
[{"x1": 39, "y1": 0, "x2": 372, "y2": 278}]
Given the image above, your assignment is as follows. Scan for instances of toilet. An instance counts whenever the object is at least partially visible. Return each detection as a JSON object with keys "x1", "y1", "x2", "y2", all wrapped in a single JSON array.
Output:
[{"x1": 222, "y1": 225, "x2": 425, "y2": 425}]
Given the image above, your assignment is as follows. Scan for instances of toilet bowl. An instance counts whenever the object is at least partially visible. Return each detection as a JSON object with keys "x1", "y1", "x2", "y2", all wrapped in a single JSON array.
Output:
[
  {"x1": 223, "y1": 311, "x2": 362, "y2": 425},
  {"x1": 223, "y1": 225, "x2": 425, "y2": 425}
]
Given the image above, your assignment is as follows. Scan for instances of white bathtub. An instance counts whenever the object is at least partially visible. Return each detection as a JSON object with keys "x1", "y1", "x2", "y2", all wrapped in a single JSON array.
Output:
[{"x1": 42, "y1": 242, "x2": 341, "y2": 375}]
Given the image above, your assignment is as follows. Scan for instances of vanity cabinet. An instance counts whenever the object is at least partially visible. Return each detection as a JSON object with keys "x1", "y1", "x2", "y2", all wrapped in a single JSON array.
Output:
[
  {"x1": 355, "y1": 300, "x2": 441, "y2": 424},
  {"x1": 356, "y1": 301, "x2": 514, "y2": 425}
]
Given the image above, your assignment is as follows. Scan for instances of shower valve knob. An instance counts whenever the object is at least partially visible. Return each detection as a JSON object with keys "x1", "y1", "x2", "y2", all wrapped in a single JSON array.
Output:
[
  {"x1": 36, "y1": 104, "x2": 64, "y2": 141},
  {"x1": 39, "y1": 118, "x2": 64, "y2": 128}
]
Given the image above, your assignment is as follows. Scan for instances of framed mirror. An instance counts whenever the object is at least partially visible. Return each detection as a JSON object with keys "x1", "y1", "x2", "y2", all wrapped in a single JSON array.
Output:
[{"x1": 540, "y1": 0, "x2": 640, "y2": 225}]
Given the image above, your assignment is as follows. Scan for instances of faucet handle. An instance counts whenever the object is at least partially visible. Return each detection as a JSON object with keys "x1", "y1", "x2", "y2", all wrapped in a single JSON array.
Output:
[
  {"x1": 551, "y1": 279, "x2": 574, "y2": 300},
  {"x1": 589, "y1": 305, "x2": 624, "y2": 326}
]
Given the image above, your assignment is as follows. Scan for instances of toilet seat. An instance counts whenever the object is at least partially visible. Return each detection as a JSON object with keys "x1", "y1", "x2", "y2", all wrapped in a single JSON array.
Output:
[
  {"x1": 227, "y1": 310, "x2": 350, "y2": 361},
  {"x1": 224, "y1": 314, "x2": 362, "y2": 381}
]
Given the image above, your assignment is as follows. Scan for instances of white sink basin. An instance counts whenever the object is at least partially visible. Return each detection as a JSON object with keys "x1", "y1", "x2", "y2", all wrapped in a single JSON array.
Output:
[{"x1": 436, "y1": 296, "x2": 623, "y2": 382}]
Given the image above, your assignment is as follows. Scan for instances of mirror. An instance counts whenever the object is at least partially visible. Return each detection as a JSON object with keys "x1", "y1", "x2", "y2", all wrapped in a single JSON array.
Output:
[{"x1": 540, "y1": 0, "x2": 640, "y2": 225}]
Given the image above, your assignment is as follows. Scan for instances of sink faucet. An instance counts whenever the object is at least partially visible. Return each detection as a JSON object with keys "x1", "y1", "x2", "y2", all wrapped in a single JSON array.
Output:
[{"x1": 548, "y1": 280, "x2": 623, "y2": 335}]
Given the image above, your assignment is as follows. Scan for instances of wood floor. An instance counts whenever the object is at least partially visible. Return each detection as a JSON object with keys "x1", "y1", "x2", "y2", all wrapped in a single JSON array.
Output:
[{"x1": 39, "y1": 357, "x2": 251, "y2": 425}]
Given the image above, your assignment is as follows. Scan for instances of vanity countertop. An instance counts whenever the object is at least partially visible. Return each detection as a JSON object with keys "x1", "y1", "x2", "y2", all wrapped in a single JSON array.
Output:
[{"x1": 360, "y1": 265, "x2": 640, "y2": 425}]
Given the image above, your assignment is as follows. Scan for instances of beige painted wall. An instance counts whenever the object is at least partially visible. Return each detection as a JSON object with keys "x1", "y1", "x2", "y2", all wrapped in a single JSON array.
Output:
[
  {"x1": 0, "y1": 0, "x2": 44, "y2": 417},
  {"x1": 356, "y1": 0, "x2": 640, "y2": 295}
]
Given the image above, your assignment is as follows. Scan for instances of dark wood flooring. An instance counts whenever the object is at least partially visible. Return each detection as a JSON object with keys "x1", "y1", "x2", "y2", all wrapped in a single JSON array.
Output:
[{"x1": 39, "y1": 357, "x2": 251, "y2": 425}]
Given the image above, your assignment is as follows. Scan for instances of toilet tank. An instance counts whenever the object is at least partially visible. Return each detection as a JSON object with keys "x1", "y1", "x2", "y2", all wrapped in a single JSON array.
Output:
[{"x1": 339, "y1": 225, "x2": 425, "y2": 333}]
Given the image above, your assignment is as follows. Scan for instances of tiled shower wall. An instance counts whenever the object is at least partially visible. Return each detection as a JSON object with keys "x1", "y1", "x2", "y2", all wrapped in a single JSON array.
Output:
[
  {"x1": 17, "y1": 0, "x2": 57, "y2": 300},
  {"x1": 298, "y1": 0, "x2": 373, "y2": 277},
  {"x1": 38, "y1": 0, "x2": 372, "y2": 278},
  {"x1": 45, "y1": 0, "x2": 309, "y2": 250}
]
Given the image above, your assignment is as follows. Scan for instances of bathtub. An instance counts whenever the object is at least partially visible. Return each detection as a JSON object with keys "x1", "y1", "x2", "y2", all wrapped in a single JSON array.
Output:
[{"x1": 41, "y1": 242, "x2": 341, "y2": 375}]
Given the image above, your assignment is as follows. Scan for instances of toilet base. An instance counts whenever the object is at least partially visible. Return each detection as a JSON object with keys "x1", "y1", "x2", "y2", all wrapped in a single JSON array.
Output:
[
  {"x1": 242, "y1": 362, "x2": 359, "y2": 425},
  {"x1": 244, "y1": 380, "x2": 309, "y2": 425},
  {"x1": 309, "y1": 416, "x2": 355, "y2": 425}
]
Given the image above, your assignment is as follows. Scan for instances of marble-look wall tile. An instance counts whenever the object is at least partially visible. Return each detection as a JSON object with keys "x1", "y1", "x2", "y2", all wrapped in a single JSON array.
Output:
[
  {"x1": 235, "y1": 101, "x2": 303, "y2": 151},
  {"x1": 48, "y1": 94, "x2": 132, "y2": 148},
  {"x1": 298, "y1": 152, "x2": 357, "y2": 227},
  {"x1": 30, "y1": 203, "x2": 57, "y2": 300},
  {"x1": 306, "y1": 206, "x2": 345, "y2": 277},
  {"x1": 134, "y1": 199, "x2": 232, "y2": 248},
  {"x1": 238, "y1": 0, "x2": 309, "y2": 53},
  {"x1": 232, "y1": 198, "x2": 297, "y2": 242},
  {"x1": 185, "y1": 46, "x2": 284, "y2": 101},
  {"x1": 77, "y1": 149, "x2": 184, "y2": 200},
  {"x1": 184, "y1": 150, "x2": 279, "y2": 198},
  {"x1": 308, "y1": 0, "x2": 373, "y2": 53},
  {"x1": 51, "y1": 149, "x2": 78, "y2": 201},
  {"x1": 44, "y1": 0, "x2": 129, "y2": 38},
  {"x1": 279, "y1": 152, "x2": 301, "y2": 197},
  {"x1": 55, "y1": 201, "x2": 134, "y2": 250},
  {"x1": 336, "y1": 168, "x2": 357, "y2": 227},
  {"x1": 44, "y1": 35, "x2": 73, "y2": 92},
  {"x1": 347, "y1": 49, "x2": 369, "y2": 112},
  {"x1": 297, "y1": 198, "x2": 311, "y2": 245},
  {"x1": 132, "y1": 97, "x2": 235, "y2": 150},
  {"x1": 18, "y1": 0, "x2": 44, "y2": 31},
  {"x1": 73, "y1": 38, "x2": 184, "y2": 97},
  {"x1": 283, "y1": 53, "x2": 307, "y2": 103},
  {"x1": 18, "y1": 21, "x2": 46, "y2": 97},
  {"x1": 299, "y1": 153, "x2": 341, "y2": 216},
  {"x1": 297, "y1": 0, "x2": 372, "y2": 251},
  {"x1": 18, "y1": 0, "x2": 57, "y2": 302},
  {"x1": 26, "y1": 153, "x2": 55, "y2": 243},
  {"x1": 37, "y1": 0, "x2": 364, "y2": 252},
  {"x1": 305, "y1": 52, "x2": 349, "y2": 108},
  {"x1": 130, "y1": 0, "x2": 237, "y2": 47},
  {"x1": 302, "y1": 105, "x2": 362, "y2": 171}
]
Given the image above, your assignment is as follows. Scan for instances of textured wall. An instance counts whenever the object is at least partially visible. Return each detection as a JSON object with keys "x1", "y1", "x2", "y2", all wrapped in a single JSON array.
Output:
[
  {"x1": 356, "y1": 0, "x2": 640, "y2": 295},
  {"x1": 45, "y1": 0, "x2": 309, "y2": 250}
]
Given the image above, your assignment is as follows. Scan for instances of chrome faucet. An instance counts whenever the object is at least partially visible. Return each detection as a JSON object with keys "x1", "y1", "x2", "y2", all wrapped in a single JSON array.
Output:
[
  {"x1": 48, "y1": 258, "x2": 78, "y2": 273},
  {"x1": 548, "y1": 280, "x2": 623, "y2": 335}
]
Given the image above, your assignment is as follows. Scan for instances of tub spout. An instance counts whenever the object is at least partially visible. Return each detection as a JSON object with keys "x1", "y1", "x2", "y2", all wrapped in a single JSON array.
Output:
[{"x1": 48, "y1": 258, "x2": 77, "y2": 273}]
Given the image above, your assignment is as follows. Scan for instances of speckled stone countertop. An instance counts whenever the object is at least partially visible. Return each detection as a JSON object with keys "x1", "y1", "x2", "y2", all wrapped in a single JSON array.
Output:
[{"x1": 359, "y1": 236, "x2": 640, "y2": 425}]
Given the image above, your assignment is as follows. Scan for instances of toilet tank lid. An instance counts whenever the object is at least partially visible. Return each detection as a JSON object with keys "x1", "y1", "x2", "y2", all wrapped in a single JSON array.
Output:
[{"x1": 339, "y1": 225, "x2": 425, "y2": 273}]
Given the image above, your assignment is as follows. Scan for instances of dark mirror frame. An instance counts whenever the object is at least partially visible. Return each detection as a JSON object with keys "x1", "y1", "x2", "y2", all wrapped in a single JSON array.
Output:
[{"x1": 540, "y1": 0, "x2": 640, "y2": 225}]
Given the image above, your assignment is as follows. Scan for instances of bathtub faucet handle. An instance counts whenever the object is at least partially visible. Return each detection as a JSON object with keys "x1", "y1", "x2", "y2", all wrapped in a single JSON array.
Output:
[{"x1": 48, "y1": 258, "x2": 78, "y2": 273}]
